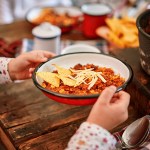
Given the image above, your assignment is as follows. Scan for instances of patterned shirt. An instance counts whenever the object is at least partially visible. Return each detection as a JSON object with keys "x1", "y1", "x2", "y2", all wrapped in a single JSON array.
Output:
[
  {"x1": 0, "y1": 57, "x2": 117, "y2": 150},
  {"x1": 66, "y1": 122, "x2": 116, "y2": 150},
  {"x1": 0, "y1": 57, "x2": 12, "y2": 84}
]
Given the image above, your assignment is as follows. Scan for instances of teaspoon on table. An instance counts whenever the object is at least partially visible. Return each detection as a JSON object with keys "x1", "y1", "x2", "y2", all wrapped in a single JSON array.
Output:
[{"x1": 116, "y1": 116, "x2": 150, "y2": 149}]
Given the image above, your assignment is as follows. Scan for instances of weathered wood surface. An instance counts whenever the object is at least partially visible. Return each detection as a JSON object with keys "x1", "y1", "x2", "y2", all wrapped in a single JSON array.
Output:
[
  {"x1": 113, "y1": 48, "x2": 150, "y2": 97},
  {"x1": 0, "y1": 20, "x2": 86, "y2": 43},
  {"x1": 0, "y1": 80, "x2": 92, "y2": 147},
  {"x1": 0, "y1": 20, "x2": 147, "y2": 150},
  {"x1": 0, "y1": 79, "x2": 138, "y2": 150},
  {"x1": 17, "y1": 106, "x2": 138, "y2": 150},
  {"x1": 18, "y1": 123, "x2": 81, "y2": 150},
  {"x1": 113, "y1": 48, "x2": 150, "y2": 115}
]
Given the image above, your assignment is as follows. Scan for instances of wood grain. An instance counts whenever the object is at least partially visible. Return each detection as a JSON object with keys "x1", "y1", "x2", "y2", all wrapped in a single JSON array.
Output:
[
  {"x1": 0, "y1": 21, "x2": 148, "y2": 150},
  {"x1": 112, "y1": 48, "x2": 150, "y2": 115}
]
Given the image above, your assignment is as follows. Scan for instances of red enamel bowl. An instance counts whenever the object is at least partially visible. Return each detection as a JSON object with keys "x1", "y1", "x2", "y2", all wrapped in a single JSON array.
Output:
[{"x1": 32, "y1": 52, "x2": 133, "y2": 105}]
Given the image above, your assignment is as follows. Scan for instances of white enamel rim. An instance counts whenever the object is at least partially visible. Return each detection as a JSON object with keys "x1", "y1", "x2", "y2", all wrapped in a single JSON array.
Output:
[
  {"x1": 81, "y1": 3, "x2": 112, "y2": 16},
  {"x1": 32, "y1": 52, "x2": 133, "y2": 99}
]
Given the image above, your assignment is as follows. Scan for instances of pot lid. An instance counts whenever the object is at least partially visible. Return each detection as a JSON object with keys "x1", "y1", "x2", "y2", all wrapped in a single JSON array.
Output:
[{"x1": 32, "y1": 22, "x2": 61, "y2": 38}]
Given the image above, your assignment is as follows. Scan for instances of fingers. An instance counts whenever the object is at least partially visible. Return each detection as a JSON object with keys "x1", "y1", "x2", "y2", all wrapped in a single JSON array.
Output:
[
  {"x1": 29, "y1": 68, "x2": 35, "y2": 74},
  {"x1": 42, "y1": 51, "x2": 55, "y2": 58},
  {"x1": 24, "y1": 68, "x2": 35, "y2": 78},
  {"x1": 34, "y1": 50, "x2": 55, "y2": 60},
  {"x1": 116, "y1": 91, "x2": 130, "y2": 108},
  {"x1": 97, "y1": 86, "x2": 117, "y2": 105},
  {"x1": 109, "y1": 91, "x2": 130, "y2": 109},
  {"x1": 23, "y1": 50, "x2": 55, "y2": 63}
]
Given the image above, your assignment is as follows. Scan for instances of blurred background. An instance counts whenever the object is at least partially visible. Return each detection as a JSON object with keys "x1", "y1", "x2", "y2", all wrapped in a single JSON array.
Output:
[
  {"x1": 0, "y1": 0, "x2": 150, "y2": 149},
  {"x1": 0, "y1": 0, "x2": 150, "y2": 24},
  {"x1": 0, "y1": 0, "x2": 150, "y2": 57}
]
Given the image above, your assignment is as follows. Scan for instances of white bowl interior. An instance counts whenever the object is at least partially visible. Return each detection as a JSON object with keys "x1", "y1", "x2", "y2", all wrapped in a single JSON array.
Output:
[{"x1": 36, "y1": 53, "x2": 131, "y2": 85}]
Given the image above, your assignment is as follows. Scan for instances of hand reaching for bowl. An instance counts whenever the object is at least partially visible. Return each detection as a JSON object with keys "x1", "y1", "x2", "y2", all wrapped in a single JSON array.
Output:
[
  {"x1": 8, "y1": 50, "x2": 55, "y2": 81},
  {"x1": 87, "y1": 86, "x2": 130, "y2": 130}
]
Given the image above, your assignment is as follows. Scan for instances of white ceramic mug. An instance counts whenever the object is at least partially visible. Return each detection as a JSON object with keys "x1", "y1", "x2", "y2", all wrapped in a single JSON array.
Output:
[{"x1": 32, "y1": 22, "x2": 61, "y2": 54}]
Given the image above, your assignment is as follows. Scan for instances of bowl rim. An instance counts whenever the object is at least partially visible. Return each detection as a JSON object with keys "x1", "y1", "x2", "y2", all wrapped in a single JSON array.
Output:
[
  {"x1": 136, "y1": 9, "x2": 150, "y2": 38},
  {"x1": 32, "y1": 52, "x2": 133, "y2": 99}
]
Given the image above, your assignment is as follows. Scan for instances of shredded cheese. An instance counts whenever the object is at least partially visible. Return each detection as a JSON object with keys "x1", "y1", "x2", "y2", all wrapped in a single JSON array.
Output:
[
  {"x1": 68, "y1": 68, "x2": 107, "y2": 90},
  {"x1": 40, "y1": 64, "x2": 107, "y2": 89}
]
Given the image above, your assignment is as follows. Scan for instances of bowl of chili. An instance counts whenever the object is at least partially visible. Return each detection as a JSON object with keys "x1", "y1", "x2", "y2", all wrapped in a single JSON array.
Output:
[{"x1": 32, "y1": 52, "x2": 133, "y2": 105}]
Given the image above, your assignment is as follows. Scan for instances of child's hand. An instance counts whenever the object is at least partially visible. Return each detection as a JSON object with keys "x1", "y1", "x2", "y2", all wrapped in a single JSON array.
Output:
[
  {"x1": 87, "y1": 86, "x2": 130, "y2": 130},
  {"x1": 8, "y1": 50, "x2": 55, "y2": 80}
]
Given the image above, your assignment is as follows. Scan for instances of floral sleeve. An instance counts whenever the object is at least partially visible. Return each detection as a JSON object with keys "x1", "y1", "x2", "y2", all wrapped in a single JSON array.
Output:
[
  {"x1": 66, "y1": 122, "x2": 117, "y2": 150},
  {"x1": 0, "y1": 57, "x2": 12, "y2": 84}
]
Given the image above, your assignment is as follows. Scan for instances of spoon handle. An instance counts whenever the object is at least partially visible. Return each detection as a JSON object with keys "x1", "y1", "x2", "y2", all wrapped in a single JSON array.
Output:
[
  {"x1": 115, "y1": 142, "x2": 127, "y2": 150},
  {"x1": 115, "y1": 135, "x2": 128, "y2": 150}
]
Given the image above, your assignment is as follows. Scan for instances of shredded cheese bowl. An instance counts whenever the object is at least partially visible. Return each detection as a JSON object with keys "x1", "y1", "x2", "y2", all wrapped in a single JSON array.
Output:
[{"x1": 32, "y1": 52, "x2": 133, "y2": 105}]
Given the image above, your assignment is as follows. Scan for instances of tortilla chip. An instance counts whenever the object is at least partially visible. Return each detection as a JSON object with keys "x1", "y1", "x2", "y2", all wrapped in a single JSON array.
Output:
[
  {"x1": 120, "y1": 16, "x2": 136, "y2": 24},
  {"x1": 96, "y1": 16, "x2": 139, "y2": 48},
  {"x1": 105, "y1": 18, "x2": 119, "y2": 33},
  {"x1": 131, "y1": 40, "x2": 139, "y2": 47},
  {"x1": 96, "y1": 26, "x2": 110, "y2": 39},
  {"x1": 59, "y1": 75, "x2": 76, "y2": 86},
  {"x1": 96, "y1": 26, "x2": 124, "y2": 48},
  {"x1": 122, "y1": 33, "x2": 137, "y2": 43},
  {"x1": 52, "y1": 64, "x2": 71, "y2": 76},
  {"x1": 36, "y1": 72, "x2": 60, "y2": 87}
]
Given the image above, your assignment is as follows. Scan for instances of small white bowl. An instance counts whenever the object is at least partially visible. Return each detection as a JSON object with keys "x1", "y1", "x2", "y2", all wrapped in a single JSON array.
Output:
[{"x1": 61, "y1": 44, "x2": 100, "y2": 54}]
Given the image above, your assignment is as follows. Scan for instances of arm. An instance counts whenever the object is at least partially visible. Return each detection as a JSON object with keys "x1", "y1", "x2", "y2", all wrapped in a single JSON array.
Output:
[
  {"x1": 0, "y1": 57, "x2": 13, "y2": 84},
  {"x1": 66, "y1": 86, "x2": 130, "y2": 150},
  {"x1": 0, "y1": 50, "x2": 55, "y2": 84},
  {"x1": 66, "y1": 122, "x2": 116, "y2": 150}
]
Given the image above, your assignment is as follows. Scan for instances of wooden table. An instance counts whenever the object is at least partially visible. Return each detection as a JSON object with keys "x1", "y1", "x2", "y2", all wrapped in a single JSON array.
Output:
[
  {"x1": 112, "y1": 48, "x2": 150, "y2": 115},
  {"x1": 0, "y1": 20, "x2": 148, "y2": 150}
]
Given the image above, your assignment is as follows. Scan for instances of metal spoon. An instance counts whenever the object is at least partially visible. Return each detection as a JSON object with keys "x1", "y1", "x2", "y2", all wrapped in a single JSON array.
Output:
[{"x1": 116, "y1": 116, "x2": 150, "y2": 149}]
